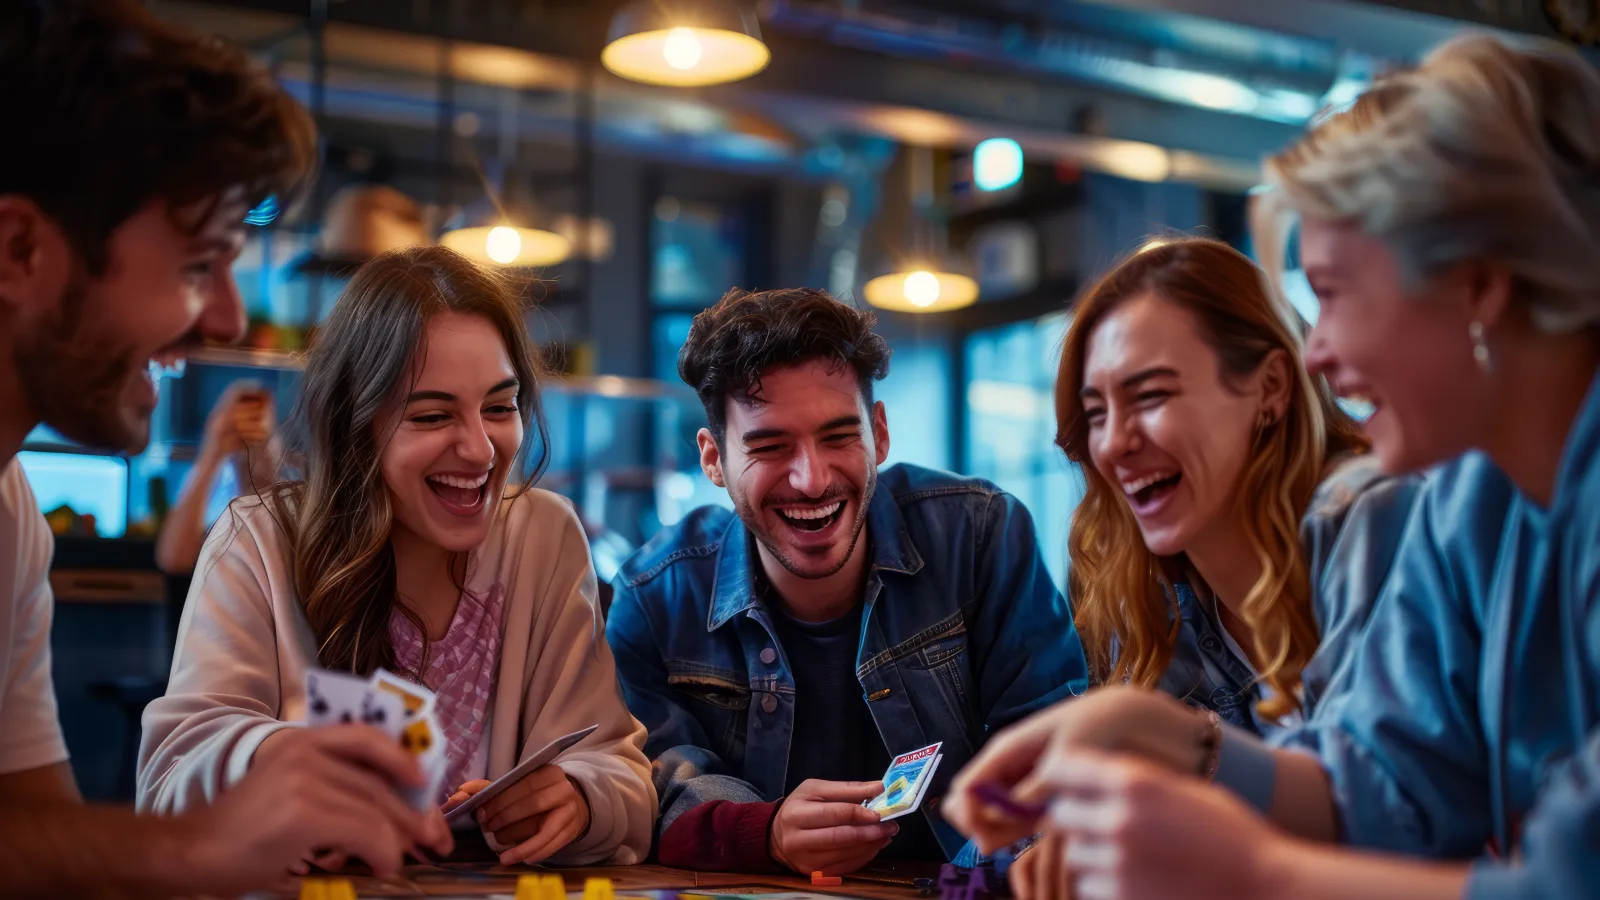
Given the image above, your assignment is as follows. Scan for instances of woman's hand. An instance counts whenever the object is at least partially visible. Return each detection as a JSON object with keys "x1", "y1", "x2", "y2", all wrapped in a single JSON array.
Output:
[
  {"x1": 1010, "y1": 833, "x2": 1074, "y2": 900},
  {"x1": 475, "y1": 765, "x2": 591, "y2": 867},
  {"x1": 946, "y1": 686, "x2": 1210, "y2": 852},
  {"x1": 1035, "y1": 752, "x2": 1275, "y2": 900},
  {"x1": 443, "y1": 779, "x2": 491, "y2": 815}
]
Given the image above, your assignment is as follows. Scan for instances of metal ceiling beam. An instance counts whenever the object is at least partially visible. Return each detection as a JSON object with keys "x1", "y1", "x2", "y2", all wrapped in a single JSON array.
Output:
[
  {"x1": 1066, "y1": 0, "x2": 1461, "y2": 62},
  {"x1": 1073, "y1": 0, "x2": 1594, "y2": 63}
]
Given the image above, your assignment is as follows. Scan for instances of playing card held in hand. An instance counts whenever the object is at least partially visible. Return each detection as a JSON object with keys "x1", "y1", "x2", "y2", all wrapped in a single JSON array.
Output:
[{"x1": 304, "y1": 667, "x2": 449, "y2": 812}]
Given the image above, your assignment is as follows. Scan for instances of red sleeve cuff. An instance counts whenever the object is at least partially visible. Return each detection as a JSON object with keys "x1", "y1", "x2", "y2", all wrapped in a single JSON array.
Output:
[{"x1": 657, "y1": 799, "x2": 785, "y2": 873}]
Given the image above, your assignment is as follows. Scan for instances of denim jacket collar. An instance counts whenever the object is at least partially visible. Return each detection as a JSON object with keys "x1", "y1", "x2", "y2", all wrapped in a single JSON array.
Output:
[{"x1": 706, "y1": 479, "x2": 925, "y2": 632}]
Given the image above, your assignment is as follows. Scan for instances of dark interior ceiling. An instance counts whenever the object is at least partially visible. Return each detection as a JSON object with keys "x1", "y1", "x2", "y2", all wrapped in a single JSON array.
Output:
[{"x1": 159, "y1": 0, "x2": 1597, "y2": 193}]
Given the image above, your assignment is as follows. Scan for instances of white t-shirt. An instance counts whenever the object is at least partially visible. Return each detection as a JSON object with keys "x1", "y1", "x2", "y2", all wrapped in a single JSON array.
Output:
[{"x1": 0, "y1": 461, "x2": 70, "y2": 774}]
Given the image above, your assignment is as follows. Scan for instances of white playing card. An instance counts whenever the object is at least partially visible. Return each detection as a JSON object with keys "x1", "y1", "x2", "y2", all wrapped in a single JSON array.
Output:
[
  {"x1": 865, "y1": 742, "x2": 943, "y2": 822},
  {"x1": 305, "y1": 670, "x2": 371, "y2": 728},
  {"x1": 371, "y1": 668, "x2": 436, "y2": 722},
  {"x1": 359, "y1": 686, "x2": 406, "y2": 740},
  {"x1": 397, "y1": 709, "x2": 449, "y2": 812}
]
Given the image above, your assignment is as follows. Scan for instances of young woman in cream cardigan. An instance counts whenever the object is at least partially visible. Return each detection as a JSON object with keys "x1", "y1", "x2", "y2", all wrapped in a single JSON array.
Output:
[{"x1": 137, "y1": 246, "x2": 655, "y2": 870}]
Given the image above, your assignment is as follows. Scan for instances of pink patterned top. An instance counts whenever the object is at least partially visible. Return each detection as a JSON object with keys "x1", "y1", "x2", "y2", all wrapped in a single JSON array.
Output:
[{"x1": 389, "y1": 580, "x2": 505, "y2": 804}]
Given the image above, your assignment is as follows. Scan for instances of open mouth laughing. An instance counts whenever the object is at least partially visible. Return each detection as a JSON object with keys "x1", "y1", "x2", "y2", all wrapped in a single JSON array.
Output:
[
  {"x1": 774, "y1": 499, "x2": 845, "y2": 533},
  {"x1": 426, "y1": 470, "x2": 492, "y2": 517},
  {"x1": 1121, "y1": 469, "x2": 1182, "y2": 516}
]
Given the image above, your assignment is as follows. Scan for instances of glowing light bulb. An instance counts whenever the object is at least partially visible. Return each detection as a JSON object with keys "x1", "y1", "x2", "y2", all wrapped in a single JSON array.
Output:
[
  {"x1": 662, "y1": 28, "x2": 703, "y2": 71},
  {"x1": 903, "y1": 270, "x2": 941, "y2": 308},
  {"x1": 486, "y1": 226, "x2": 522, "y2": 265}
]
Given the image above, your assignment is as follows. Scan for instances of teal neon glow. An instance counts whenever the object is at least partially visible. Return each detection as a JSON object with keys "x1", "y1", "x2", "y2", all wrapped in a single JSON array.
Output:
[{"x1": 973, "y1": 138, "x2": 1023, "y2": 191}]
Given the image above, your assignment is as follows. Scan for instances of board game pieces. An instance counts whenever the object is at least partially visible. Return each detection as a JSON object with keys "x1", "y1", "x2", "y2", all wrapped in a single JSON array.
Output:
[
  {"x1": 934, "y1": 864, "x2": 1009, "y2": 900},
  {"x1": 583, "y1": 876, "x2": 616, "y2": 900},
  {"x1": 298, "y1": 877, "x2": 357, "y2": 900},
  {"x1": 810, "y1": 872, "x2": 842, "y2": 887},
  {"x1": 515, "y1": 874, "x2": 568, "y2": 900}
]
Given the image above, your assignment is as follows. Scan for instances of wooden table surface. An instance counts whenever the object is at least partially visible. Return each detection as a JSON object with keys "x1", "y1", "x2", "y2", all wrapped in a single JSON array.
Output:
[{"x1": 284, "y1": 862, "x2": 941, "y2": 899}]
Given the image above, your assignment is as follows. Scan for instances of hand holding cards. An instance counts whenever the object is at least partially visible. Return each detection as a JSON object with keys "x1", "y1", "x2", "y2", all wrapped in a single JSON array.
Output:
[
  {"x1": 305, "y1": 668, "x2": 448, "y2": 811},
  {"x1": 865, "y1": 742, "x2": 943, "y2": 821},
  {"x1": 443, "y1": 724, "x2": 598, "y2": 830}
]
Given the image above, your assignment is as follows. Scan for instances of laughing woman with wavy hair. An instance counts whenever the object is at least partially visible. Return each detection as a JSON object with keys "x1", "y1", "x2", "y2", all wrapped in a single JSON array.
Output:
[
  {"x1": 983, "y1": 236, "x2": 1423, "y2": 900},
  {"x1": 137, "y1": 246, "x2": 655, "y2": 871},
  {"x1": 1058, "y1": 237, "x2": 1413, "y2": 733}
]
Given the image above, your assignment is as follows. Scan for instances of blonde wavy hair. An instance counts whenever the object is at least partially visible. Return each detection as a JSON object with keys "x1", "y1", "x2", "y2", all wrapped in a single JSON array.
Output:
[
  {"x1": 1257, "y1": 33, "x2": 1600, "y2": 334},
  {"x1": 1056, "y1": 237, "x2": 1367, "y2": 718}
]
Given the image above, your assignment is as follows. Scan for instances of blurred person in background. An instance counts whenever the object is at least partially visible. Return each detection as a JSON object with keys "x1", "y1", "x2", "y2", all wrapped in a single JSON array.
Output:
[
  {"x1": 0, "y1": 0, "x2": 450, "y2": 895},
  {"x1": 155, "y1": 380, "x2": 280, "y2": 574},
  {"x1": 947, "y1": 33, "x2": 1600, "y2": 900}
]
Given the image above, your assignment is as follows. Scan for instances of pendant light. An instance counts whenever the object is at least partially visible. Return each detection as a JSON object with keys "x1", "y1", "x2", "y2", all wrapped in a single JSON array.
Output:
[
  {"x1": 441, "y1": 221, "x2": 571, "y2": 268},
  {"x1": 602, "y1": 0, "x2": 770, "y2": 88},
  {"x1": 441, "y1": 81, "x2": 571, "y2": 268},
  {"x1": 862, "y1": 145, "x2": 979, "y2": 314}
]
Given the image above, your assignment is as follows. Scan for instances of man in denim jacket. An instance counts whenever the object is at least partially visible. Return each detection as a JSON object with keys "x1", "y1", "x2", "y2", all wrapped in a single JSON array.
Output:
[{"x1": 606, "y1": 287, "x2": 1087, "y2": 876}]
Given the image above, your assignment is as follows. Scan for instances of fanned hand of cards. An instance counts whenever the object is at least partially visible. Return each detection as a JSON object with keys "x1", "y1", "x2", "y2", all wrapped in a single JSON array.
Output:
[
  {"x1": 305, "y1": 668, "x2": 448, "y2": 811},
  {"x1": 864, "y1": 741, "x2": 943, "y2": 822}
]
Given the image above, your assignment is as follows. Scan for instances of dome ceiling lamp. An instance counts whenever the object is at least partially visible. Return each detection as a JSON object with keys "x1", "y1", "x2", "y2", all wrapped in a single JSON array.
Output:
[
  {"x1": 440, "y1": 87, "x2": 571, "y2": 269},
  {"x1": 602, "y1": 0, "x2": 771, "y2": 88},
  {"x1": 863, "y1": 145, "x2": 979, "y2": 314}
]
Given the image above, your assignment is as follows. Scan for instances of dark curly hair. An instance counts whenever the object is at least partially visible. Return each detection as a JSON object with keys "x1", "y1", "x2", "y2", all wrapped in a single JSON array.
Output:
[
  {"x1": 678, "y1": 287, "x2": 892, "y2": 444},
  {"x1": 0, "y1": 0, "x2": 317, "y2": 272}
]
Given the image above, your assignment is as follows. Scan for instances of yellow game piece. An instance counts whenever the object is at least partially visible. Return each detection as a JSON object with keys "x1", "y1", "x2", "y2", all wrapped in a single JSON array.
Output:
[
  {"x1": 326, "y1": 878, "x2": 357, "y2": 900},
  {"x1": 539, "y1": 873, "x2": 568, "y2": 900},
  {"x1": 298, "y1": 877, "x2": 327, "y2": 900},
  {"x1": 514, "y1": 874, "x2": 542, "y2": 900},
  {"x1": 583, "y1": 877, "x2": 615, "y2": 900}
]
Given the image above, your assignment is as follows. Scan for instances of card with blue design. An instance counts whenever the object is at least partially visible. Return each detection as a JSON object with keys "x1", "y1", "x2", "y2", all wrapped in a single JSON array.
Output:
[{"x1": 864, "y1": 741, "x2": 942, "y2": 821}]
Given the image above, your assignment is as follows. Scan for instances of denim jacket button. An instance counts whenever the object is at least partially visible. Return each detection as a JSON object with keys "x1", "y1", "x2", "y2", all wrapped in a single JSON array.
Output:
[
  {"x1": 760, "y1": 647, "x2": 778, "y2": 665},
  {"x1": 761, "y1": 694, "x2": 778, "y2": 714}
]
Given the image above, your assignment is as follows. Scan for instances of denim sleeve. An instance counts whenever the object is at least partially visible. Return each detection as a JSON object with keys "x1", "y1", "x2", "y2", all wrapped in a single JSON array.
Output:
[
  {"x1": 1297, "y1": 470, "x2": 1424, "y2": 714},
  {"x1": 968, "y1": 491, "x2": 1089, "y2": 731},
  {"x1": 1274, "y1": 478, "x2": 1496, "y2": 856},
  {"x1": 604, "y1": 580, "x2": 766, "y2": 831},
  {"x1": 1465, "y1": 726, "x2": 1600, "y2": 900}
]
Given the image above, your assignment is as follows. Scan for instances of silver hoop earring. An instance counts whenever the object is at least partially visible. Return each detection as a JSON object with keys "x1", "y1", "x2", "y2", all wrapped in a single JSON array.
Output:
[{"x1": 1469, "y1": 320, "x2": 1493, "y2": 373}]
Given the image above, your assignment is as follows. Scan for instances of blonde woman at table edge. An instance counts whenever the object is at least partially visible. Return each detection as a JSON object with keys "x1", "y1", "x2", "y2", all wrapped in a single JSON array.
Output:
[
  {"x1": 947, "y1": 33, "x2": 1600, "y2": 900},
  {"x1": 138, "y1": 246, "x2": 657, "y2": 870}
]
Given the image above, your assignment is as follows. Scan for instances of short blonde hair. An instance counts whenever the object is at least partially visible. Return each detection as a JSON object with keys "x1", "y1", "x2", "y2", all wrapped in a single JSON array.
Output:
[{"x1": 1262, "y1": 34, "x2": 1600, "y2": 334}]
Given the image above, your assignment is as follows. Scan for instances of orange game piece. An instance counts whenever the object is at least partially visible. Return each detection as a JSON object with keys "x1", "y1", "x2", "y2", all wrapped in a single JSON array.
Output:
[{"x1": 811, "y1": 872, "x2": 843, "y2": 887}]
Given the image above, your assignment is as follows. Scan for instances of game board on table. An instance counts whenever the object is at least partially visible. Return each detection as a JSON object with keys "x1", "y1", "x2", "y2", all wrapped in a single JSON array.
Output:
[
  {"x1": 291, "y1": 876, "x2": 912, "y2": 900},
  {"x1": 278, "y1": 862, "x2": 956, "y2": 900}
]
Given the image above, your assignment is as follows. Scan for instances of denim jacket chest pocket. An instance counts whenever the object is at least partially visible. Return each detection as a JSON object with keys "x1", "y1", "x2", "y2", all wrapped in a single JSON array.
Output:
[
  {"x1": 665, "y1": 660, "x2": 750, "y2": 762},
  {"x1": 861, "y1": 611, "x2": 977, "y2": 749}
]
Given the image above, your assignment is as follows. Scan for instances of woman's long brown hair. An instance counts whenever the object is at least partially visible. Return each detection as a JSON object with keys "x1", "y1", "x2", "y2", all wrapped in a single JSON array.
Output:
[
  {"x1": 1056, "y1": 237, "x2": 1367, "y2": 718},
  {"x1": 263, "y1": 245, "x2": 550, "y2": 676}
]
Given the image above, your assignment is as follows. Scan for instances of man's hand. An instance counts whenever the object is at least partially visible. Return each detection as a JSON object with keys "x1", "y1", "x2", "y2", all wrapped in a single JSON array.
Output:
[
  {"x1": 768, "y1": 780, "x2": 898, "y2": 876},
  {"x1": 187, "y1": 725, "x2": 452, "y2": 894},
  {"x1": 475, "y1": 765, "x2": 591, "y2": 867}
]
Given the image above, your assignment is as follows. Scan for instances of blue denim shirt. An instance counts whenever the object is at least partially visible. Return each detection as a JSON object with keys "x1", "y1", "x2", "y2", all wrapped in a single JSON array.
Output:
[
  {"x1": 1152, "y1": 456, "x2": 1424, "y2": 736},
  {"x1": 1218, "y1": 371, "x2": 1600, "y2": 899},
  {"x1": 606, "y1": 464, "x2": 1089, "y2": 861}
]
